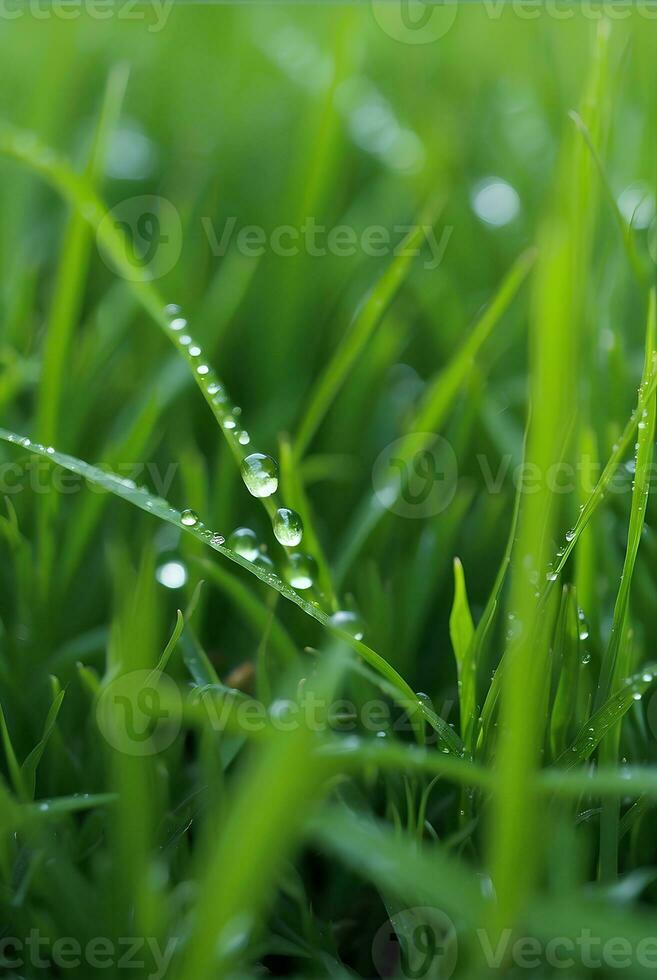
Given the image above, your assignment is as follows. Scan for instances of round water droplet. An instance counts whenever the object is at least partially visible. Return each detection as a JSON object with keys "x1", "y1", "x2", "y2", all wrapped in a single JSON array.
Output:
[
  {"x1": 329, "y1": 609, "x2": 364, "y2": 641},
  {"x1": 197, "y1": 364, "x2": 210, "y2": 376},
  {"x1": 223, "y1": 416, "x2": 237, "y2": 430},
  {"x1": 241, "y1": 453, "x2": 279, "y2": 498},
  {"x1": 238, "y1": 430, "x2": 250, "y2": 446},
  {"x1": 283, "y1": 553, "x2": 316, "y2": 590},
  {"x1": 273, "y1": 507, "x2": 303, "y2": 547},
  {"x1": 181, "y1": 509, "x2": 199, "y2": 527},
  {"x1": 228, "y1": 527, "x2": 260, "y2": 562},
  {"x1": 633, "y1": 692, "x2": 642, "y2": 701},
  {"x1": 164, "y1": 303, "x2": 182, "y2": 317},
  {"x1": 211, "y1": 533, "x2": 225, "y2": 546},
  {"x1": 189, "y1": 345, "x2": 202, "y2": 358},
  {"x1": 170, "y1": 317, "x2": 186, "y2": 331},
  {"x1": 565, "y1": 529, "x2": 575, "y2": 542}
]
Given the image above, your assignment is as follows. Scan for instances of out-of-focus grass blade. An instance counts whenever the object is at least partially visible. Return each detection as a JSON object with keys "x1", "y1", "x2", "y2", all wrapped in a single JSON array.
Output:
[
  {"x1": 35, "y1": 65, "x2": 128, "y2": 597},
  {"x1": 293, "y1": 199, "x2": 444, "y2": 460},
  {"x1": 489, "y1": 218, "x2": 577, "y2": 936},
  {"x1": 308, "y1": 806, "x2": 485, "y2": 926},
  {"x1": 335, "y1": 249, "x2": 534, "y2": 580},
  {"x1": 0, "y1": 429, "x2": 426, "y2": 730},
  {"x1": 195, "y1": 557, "x2": 298, "y2": 667},
  {"x1": 449, "y1": 558, "x2": 476, "y2": 751},
  {"x1": 174, "y1": 647, "x2": 347, "y2": 980}
]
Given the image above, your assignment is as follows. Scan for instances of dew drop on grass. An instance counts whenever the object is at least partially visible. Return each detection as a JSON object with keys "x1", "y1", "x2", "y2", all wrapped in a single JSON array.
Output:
[
  {"x1": 197, "y1": 364, "x2": 210, "y2": 376},
  {"x1": 228, "y1": 527, "x2": 260, "y2": 562},
  {"x1": 189, "y1": 345, "x2": 202, "y2": 357},
  {"x1": 181, "y1": 509, "x2": 199, "y2": 527},
  {"x1": 273, "y1": 507, "x2": 304, "y2": 547},
  {"x1": 170, "y1": 317, "x2": 186, "y2": 331},
  {"x1": 241, "y1": 453, "x2": 279, "y2": 498},
  {"x1": 283, "y1": 552, "x2": 316, "y2": 590},
  {"x1": 329, "y1": 609, "x2": 365, "y2": 641},
  {"x1": 238, "y1": 430, "x2": 250, "y2": 445},
  {"x1": 211, "y1": 533, "x2": 225, "y2": 546},
  {"x1": 254, "y1": 552, "x2": 275, "y2": 571},
  {"x1": 223, "y1": 415, "x2": 237, "y2": 430},
  {"x1": 164, "y1": 303, "x2": 182, "y2": 317},
  {"x1": 565, "y1": 529, "x2": 575, "y2": 542}
]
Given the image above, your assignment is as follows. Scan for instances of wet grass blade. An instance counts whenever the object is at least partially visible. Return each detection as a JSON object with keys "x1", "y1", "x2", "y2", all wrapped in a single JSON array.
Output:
[{"x1": 449, "y1": 558, "x2": 476, "y2": 751}]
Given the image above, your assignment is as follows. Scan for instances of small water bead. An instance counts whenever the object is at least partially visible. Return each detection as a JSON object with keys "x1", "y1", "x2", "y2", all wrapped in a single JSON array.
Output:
[
  {"x1": 170, "y1": 317, "x2": 186, "y2": 331},
  {"x1": 228, "y1": 527, "x2": 260, "y2": 562},
  {"x1": 273, "y1": 508, "x2": 304, "y2": 547},
  {"x1": 197, "y1": 364, "x2": 210, "y2": 376},
  {"x1": 329, "y1": 609, "x2": 365, "y2": 641},
  {"x1": 238, "y1": 430, "x2": 250, "y2": 446},
  {"x1": 211, "y1": 533, "x2": 225, "y2": 547},
  {"x1": 223, "y1": 416, "x2": 237, "y2": 430},
  {"x1": 241, "y1": 453, "x2": 279, "y2": 498},
  {"x1": 164, "y1": 303, "x2": 182, "y2": 317},
  {"x1": 181, "y1": 509, "x2": 199, "y2": 527},
  {"x1": 189, "y1": 345, "x2": 202, "y2": 358},
  {"x1": 208, "y1": 382, "x2": 222, "y2": 395},
  {"x1": 565, "y1": 529, "x2": 575, "y2": 543},
  {"x1": 179, "y1": 334, "x2": 192, "y2": 346},
  {"x1": 283, "y1": 552, "x2": 316, "y2": 590}
]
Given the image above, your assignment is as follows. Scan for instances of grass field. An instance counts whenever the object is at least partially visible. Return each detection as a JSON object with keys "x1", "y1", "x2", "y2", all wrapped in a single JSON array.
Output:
[{"x1": 1, "y1": 4, "x2": 657, "y2": 978}]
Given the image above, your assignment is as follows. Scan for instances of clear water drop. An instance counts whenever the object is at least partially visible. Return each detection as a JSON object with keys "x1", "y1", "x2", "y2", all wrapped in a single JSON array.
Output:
[
  {"x1": 329, "y1": 609, "x2": 365, "y2": 641},
  {"x1": 238, "y1": 430, "x2": 250, "y2": 446},
  {"x1": 197, "y1": 364, "x2": 210, "y2": 376},
  {"x1": 181, "y1": 509, "x2": 199, "y2": 527},
  {"x1": 169, "y1": 317, "x2": 186, "y2": 331},
  {"x1": 189, "y1": 345, "x2": 201, "y2": 358},
  {"x1": 241, "y1": 453, "x2": 279, "y2": 498},
  {"x1": 211, "y1": 533, "x2": 225, "y2": 546},
  {"x1": 273, "y1": 507, "x2": 304, "y2": 547},
  {"x1": 283, "y1": 553, "x2": 316, "y2": 590},
  {"x1": 228, "y1": 527, "x2": 260, "y2": 562}
]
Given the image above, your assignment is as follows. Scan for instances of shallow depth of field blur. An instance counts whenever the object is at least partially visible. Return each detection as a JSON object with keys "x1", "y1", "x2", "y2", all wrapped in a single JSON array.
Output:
[{"x1": 2, "y1": 4, "x2": 657, "y2": 979}]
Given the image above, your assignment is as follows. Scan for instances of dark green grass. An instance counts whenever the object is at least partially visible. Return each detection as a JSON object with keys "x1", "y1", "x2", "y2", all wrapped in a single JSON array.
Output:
[{"x1": 1, "y1": 7, "x2": 657, "y2": 980}]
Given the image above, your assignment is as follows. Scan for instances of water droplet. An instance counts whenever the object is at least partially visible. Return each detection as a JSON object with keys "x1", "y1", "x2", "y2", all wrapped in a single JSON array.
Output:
[
  {"x1": 283, "y1": 552, "x2": 316, "y2": 590},
  {"x1": 633, "y1": 692, "x2": 642, "y2": 701},
  {"x1": 189, "y1": 345, "x2": 202, "y2": 358},
  {"x1": 228, "y1": 527, "x2": 260, "y2": 562},
  {"x1": 156, "y1": 560, "x2": 188, "y2": 589},
  {"x1": 223, "y1": 416, "x2": 237, "y2": 430},
  {"x1": 170, "y1": 317, "x2": 186, "y2": 331},
  {"x1": 208, "y1": 382, "x2": 222, "y2": 395},
  {"x1": 197, "y1": 364, "x2": 210, "y2": 376},
  {"x1": 241, "y1": 453, "x2": 279, "y2": 498},
  {"x1": 273, "y1": 507, "x2": 304, "y2": 547},
  {"x1": 211, "y1": 533, "x2": 225, "y2": 547},
  {"x1": 181, "y1": 509, "x2": 199, "y2": 527},
  {"x1": 565, "y1": 529, "x2": 575, "y2": 542},
  {"x1": 238, "y1": 430, "x2": 250, "y2": 446},
  {"x1": 164, "y1": 303, "x2": 182, "y2": 317},
  {"x1": 329, "y1": 609, "x2": 365, "y2": 641},
  {"x1": 254, "y1": 552, "x2": 275, "y2": 571}
]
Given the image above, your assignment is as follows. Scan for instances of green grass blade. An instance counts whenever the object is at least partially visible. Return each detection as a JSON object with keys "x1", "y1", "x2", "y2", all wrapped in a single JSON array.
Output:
[{"x1": 449, "y1": 558, "x2": 476, "y2": 751}]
